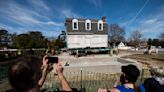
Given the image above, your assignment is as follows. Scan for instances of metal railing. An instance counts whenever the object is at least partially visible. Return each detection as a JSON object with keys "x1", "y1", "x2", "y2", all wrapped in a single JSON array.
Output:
[
  {"x1": 0, "y1": 64, "x2": 151, "y2": 92},
  {"x1": 41, "y1": 68, "x2": 151, "y2": 92}
]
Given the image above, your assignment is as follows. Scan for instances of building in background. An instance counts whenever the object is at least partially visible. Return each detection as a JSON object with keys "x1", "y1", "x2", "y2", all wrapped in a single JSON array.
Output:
[
  {"x1": 65, "y1": 17, "x2": 108, "y2": 51},
  {"x1": 117, "y1": 42, "x2": 131, "y2": 50}
]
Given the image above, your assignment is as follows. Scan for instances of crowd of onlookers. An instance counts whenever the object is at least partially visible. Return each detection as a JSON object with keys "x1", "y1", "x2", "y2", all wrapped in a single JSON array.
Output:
[
  {"x1": 7, "y1": 54, "x2": 163, "y2": 92},
  {"x1": 98, "y1": 65, "x2": 164, "y2": 92}
]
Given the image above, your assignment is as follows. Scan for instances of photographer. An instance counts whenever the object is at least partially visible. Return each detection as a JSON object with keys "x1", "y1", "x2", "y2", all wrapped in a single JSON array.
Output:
[
  {"x1": 8, "y1": 55, "x2": 72, "y2": 92},
  {"x1": 98, "y1": 64, "x2": 145, "y2": 92}
]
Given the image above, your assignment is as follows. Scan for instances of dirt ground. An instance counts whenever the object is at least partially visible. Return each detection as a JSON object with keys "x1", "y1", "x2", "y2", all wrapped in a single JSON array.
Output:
[
  {"x1": 122, "y1": 52, "x2": 164, "y2": 67},
  {"x1": 1, "y1": 51, "x2": 163, "y2": 92}
]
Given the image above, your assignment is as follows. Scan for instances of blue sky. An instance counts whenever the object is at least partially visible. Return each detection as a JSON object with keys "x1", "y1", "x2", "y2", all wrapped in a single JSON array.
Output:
[{"x1": 0, "y1": 0, "x2": 164, "y2": 39}]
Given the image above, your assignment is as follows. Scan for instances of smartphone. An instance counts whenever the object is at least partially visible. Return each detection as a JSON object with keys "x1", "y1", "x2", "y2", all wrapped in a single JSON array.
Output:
[{"x1": 46, "y1": 56, "x2": 58, "y2": 63}]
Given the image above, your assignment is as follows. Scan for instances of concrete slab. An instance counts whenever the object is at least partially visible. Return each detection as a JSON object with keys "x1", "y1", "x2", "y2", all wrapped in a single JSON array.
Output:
[{"x1": 56, "y1": 54, "x2": 143, "y2": 74}]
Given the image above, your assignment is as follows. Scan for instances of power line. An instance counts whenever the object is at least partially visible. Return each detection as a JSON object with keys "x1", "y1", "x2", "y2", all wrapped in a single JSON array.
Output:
[{"x1": 126, "y1": 0, "x2": 149, "y2": 26}]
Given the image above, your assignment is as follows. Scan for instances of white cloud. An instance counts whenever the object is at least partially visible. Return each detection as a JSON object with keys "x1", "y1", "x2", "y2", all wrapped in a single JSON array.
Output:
[
  {"x1": 60, "y1": 9, "x2": 81, "y2": 18},
  {"x1": 127, "y1": 5, "x2": 164, "y2": 38},
  {"x1": 0, "y1": 24, "x2": 28, "y2": 34},
  {"x1": 28, "y1": 0, "x2": 50, "y2": 11},
  {"x1": 141, "y1": 18, "x2": 158, "y2": 24},
  {"x1": 120, "y1": 21, "x2": 130, "y2": 27},
  {"x1": 20, "y1": 16, "x2": 42, "y2": 24},
  {"x1": 0, "y1": 0, "x2": 65, "y2": 37},
  {"x1": 46, "y1": 21, "x2": 63, "y2": 26},
  {"x1": 0, "y1": 24, "x2": 14, "y2": 32},
  {"x1": 141, "y1": 20, "x2": 164, "y2": 33},
  {"x1": 88, "y1": 0, "x2": 102, "y2": 8},
  {"x1": 140, "y1": 17, "x2": 164, "y2": 34},
  {"x1": 139, "y1": 18, "x2": 164, "y2": 38},
  {"x1": 0, "y1": 22, "x2": 63, "y2": 37},
  {"x1": 119, "y1": 5, "x2": 164, "y2": 39},
  {"x1": 0, "y1": 1, "x2": 46, "y2": 25}
]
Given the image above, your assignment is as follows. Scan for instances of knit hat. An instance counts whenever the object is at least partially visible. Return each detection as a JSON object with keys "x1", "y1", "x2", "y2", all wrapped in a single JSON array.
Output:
[{"x1": 121, "y1": 64, "x2": 140, "y2": 83}]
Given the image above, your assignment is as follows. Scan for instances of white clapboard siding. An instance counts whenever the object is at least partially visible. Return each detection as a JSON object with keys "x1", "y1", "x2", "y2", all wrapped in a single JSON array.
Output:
[{"x1": 67, "y1": 35, "x2": 108, "y2": 48}]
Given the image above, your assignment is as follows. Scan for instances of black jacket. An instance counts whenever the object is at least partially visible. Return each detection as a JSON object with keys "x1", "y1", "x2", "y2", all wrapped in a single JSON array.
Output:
[{"x1": 144, "y1": 78, "x2": 164, "y2": 92}]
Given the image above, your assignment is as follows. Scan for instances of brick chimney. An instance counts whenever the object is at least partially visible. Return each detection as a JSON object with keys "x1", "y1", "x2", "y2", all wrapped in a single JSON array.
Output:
[{"x1": 102, "y1": 16, "x2": 106, "y2": 23}]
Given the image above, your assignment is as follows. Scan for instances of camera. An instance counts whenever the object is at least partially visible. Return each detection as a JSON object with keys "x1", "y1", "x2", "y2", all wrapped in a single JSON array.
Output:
[{"x1": 46, "y1": 56, "x2": 58, "y2": 63}]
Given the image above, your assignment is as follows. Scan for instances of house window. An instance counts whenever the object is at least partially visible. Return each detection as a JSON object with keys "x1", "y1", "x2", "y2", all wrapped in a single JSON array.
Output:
[
  {"x1": 99, "y1": 24, "x2": 102, "y2": 30},
  {"x1": 85, "y1": 19, "x2": 91, "y2": 30},
  {"x1": 72, "y1": 19, "x2": 78, "y2": 30},
  {"x1": 74, "y1": 22, "x2": 77, "y2": 29},
  {"x1": 98, "y1": 20, "x2": 103, "y2": 31},
  {"x1": 87, "y1": 23, "x2": 90, "y2": 29}
]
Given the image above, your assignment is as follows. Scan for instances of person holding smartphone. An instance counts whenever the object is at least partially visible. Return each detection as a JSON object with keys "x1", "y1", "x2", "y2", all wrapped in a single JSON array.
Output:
[{"x1": 8, "y1": 55, "x2": 72, "y2": 92}]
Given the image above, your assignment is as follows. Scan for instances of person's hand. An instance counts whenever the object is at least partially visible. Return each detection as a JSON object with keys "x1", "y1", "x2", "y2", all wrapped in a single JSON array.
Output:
[
  {"x1": 38, "y1": 55, "x2": 49, "y2": 87},
  {"x1": 98, "y1": 88, "x2": 107, "y2": 92},
  {"x1": 53, "y1": 62, "x2": 63, "y2": 75},
  {"x1": 42, "y1": 55, "x2": 48, "y2": 69},
  {"x1": 98, "y1": 88, "x2": 119, "y2": 92},
  {"x1": 109, "y1": 88, "x2": 119, "y2": 92},
  {"x1": 53, "y1": 62, "x2": 72, "y2": 91}
]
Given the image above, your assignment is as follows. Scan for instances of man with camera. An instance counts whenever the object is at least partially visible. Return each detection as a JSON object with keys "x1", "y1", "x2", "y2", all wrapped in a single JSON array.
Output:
[{"x1": 8, "y1": 55, "x2": 72, "y2": 92}]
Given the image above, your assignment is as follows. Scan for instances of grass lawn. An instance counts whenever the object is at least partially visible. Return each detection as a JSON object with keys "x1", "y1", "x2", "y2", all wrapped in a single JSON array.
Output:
[
  {"x1": 122, "y1": 51, "x2": 164, "y2": 67},
  {"x1": 152, "y1": 52, "x2": 164, "y2": 61}
]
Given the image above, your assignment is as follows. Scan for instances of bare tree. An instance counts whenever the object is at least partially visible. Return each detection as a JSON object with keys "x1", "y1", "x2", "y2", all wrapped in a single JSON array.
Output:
[
  {"x1": 129, "y1": 30, "x2": 142, "y2": 47},
  {"x1": 158, "y1": 32, "x2": 164, "y2": 47},
  {"x1": 159, "y1": 32, "x2": 164, "y2": 41},
  {"x1": 0, "y1": 28, "x2": 12, "y2": 48},
  {"x1": 108, "y1": 24, "x2": 125, "y2": 45}
]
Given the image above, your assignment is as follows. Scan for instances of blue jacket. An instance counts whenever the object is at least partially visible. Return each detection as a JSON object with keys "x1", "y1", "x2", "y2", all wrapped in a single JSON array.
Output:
[{"x1": 116, "y1": 84, "x2": 145, "y2": 92}]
